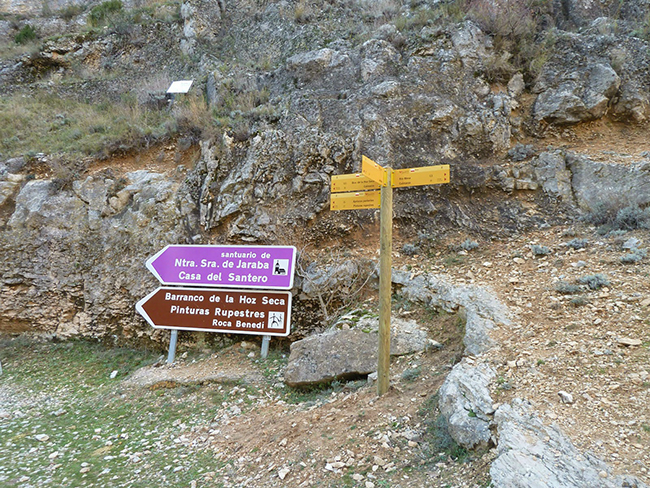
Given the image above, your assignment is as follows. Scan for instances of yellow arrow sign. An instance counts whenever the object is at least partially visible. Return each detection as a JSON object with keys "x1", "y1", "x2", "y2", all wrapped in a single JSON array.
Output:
[
  {"x1": 362, "y1": 155, "x2": 388, "y2": 186},
  {"x1": 391, "y1": 164, "x2": 450, "y2": 188},
  {"x1": 330, "y1": 191, "x2": 381, "y2": 211},
  {"x1": 331, "y1": 173, "x2": 381, "y2": 193}
]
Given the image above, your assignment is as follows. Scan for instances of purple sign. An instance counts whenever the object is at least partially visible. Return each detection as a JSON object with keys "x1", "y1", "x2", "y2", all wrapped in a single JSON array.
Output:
[{"x1": 146, "y1": 245, "x2": 297, "y2": 289}]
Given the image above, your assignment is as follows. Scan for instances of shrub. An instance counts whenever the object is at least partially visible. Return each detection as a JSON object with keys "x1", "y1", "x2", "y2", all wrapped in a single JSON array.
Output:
[
  {"x1": 566, "y1": 238, "x2": 588, "y2": 250},
  {"x1": 89, "y1": 0, "x2": 123, "y2": 27},
  {"x1": 577, "y1": 274, "x2": 610, "y2": 290},
  {"x1": 401, "y1": 243, "x2": 420, "y2": 256},
  {"x1": 294, "y1": 0, "x2": 313, "y2": 24},
  {"x1": 460, "y1": 239, "x2": 479, "y2": 251},
  {"x1": 620, "y1": 248, "x2": 647, "y2": 264},
  {"x1": 14, "y1": 25, "x2": 37, "y2": 45},
  {"x1": 466, "y1": 0, "x2": 552, "y2": 81},
  {"x1": 614, "y1": 205, "x2": 650, "y2": 231},
  {"x1": 58, "y1": 4, "x2": 85, "y2": 20},
  {"x1": 531, "y1": 244, "x2": 551, "y2": 256},
  {"x1": 555, "y1": 281, "x2": 581, "y2": 295},
  {"x1": 584, "y1": 202, "x2": 650, "y2": 232}
]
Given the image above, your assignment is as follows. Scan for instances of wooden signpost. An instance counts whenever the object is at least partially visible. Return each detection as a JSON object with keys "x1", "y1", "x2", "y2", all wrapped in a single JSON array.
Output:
[{"x1": 331, "y1": 156, "x2": 450, "y2": 396}]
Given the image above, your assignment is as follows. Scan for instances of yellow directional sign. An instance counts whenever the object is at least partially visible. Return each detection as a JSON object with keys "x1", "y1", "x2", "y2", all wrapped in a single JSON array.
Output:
[
  {"x1": 330, "y1": 191, "x2": 380, "y2": 211},
  {"x1": 391, "y1": 165, "x2": 450, "y2": 188},
  {"x1": 331, "y1": 173, "x2": 381, "y2": 193},
  {"x1": 362, "y1": 155, "x2": 388, "y2": 187}
]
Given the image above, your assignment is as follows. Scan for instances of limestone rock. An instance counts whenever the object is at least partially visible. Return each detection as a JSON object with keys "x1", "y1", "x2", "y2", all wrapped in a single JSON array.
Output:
[
  {"x1": 284, "y1": 317, "x2": 429, "y2": 387},
  {"x1": 438, "y1": 360, "x2": 496, "y2": 449},
  {"x1": 531, "y1": 151, "x2": 575, "y2": 204},
  {"x1": 284, "y1": 329, "x2": 377, "y2": 387},
  {"x1": 392, "y1": 269, "x2": 508, "y2": 355},
  {"x1": 533, "y1": 64, "x2": 620, "y2": 124},
  {"x1": 567, "y1": 154, "x2": 650, "y2": 211},
  {"x1": 491, "y1": 399, "x2": 647, "y2": 488}
]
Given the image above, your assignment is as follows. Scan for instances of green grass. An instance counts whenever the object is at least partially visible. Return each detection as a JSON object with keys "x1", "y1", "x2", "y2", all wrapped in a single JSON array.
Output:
[
  {"x1": 0, "y1": 92, "x2": 174, "y2": 159},
  {"x1": 0, "y1": 337, "x2": 236, "y2": 487},
  {"x1": 14, "y1": 25, "x2": 37, "y2": 45}
]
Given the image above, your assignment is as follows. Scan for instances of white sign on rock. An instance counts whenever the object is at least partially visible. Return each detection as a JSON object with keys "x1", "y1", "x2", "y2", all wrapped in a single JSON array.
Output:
[{"x1": 167, "y1": 80, "x2": 193, "y2": 94}]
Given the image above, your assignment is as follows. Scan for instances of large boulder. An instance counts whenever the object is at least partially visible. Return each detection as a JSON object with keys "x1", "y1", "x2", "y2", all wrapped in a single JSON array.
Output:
[
  {"x1": 567, "y1": 154, "x2": 650, "y2": 211},
  {"x1": 284, "y1": 316, "x2": 430, "y2": 387},
  {"x1": 533, "y1": 64, "x2": 620, "y2": 124}
]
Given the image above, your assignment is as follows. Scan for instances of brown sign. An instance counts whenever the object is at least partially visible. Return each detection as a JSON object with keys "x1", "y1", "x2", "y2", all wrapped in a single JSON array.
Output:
[{"x1": 136, "y1": 287, "x2": 292, "y2": 337}]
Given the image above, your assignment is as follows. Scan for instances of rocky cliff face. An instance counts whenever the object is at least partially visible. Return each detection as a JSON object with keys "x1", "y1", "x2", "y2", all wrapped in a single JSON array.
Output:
[{"x1": 1, "y1": 0, "x2": 649, "y2": 344}]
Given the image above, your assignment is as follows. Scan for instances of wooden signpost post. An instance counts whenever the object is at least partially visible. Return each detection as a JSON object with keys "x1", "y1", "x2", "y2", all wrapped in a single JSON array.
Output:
[{"x1": 331, "y1": 156, "x2": 450, "y2": 396}]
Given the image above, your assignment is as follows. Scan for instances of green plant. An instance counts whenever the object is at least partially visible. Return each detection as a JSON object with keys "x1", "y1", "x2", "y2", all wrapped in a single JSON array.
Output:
[
  {"x1": 570, "y1": 296, "x2": 588, "y2": 307},
  {"x1": 14, "y1": 24, "x2": 37, "y2": 45},
  {"x1": 460, "y1": 239, "x2": 479, "y2": 251},
  {"x1": 566, "y1": 238, "x2": 589, "y2": 250},
  {"x1": 401, "y1": 366, "x2": 422, "y2": 382},
  {"x1": 531, "y1": 244, "x2": 551, "y2": 256},
  {"x1": 620, "y1": 248, "x2": 647, "y2": 264},
  {"x1": 577, "y1": 273, "x2": 610, "y2": 290},
  {"x1": 583, "y1": 203, "x2": 650, "y2": 232},
  {"x1": 631, "y1": 12, "x2": 650, "y2": 40},
  {"x1": 554, "y1": 281, "x2": 581, "y2": 295},
  {"x1": 444, "y1": 255, "x2": 465, "y2": 267},
  {"x1": 89, "y1": 0, "x2": 123, "y2": 27},
  {"x1": 401, "y1": 243, "x2": 420, "y2": 256}
]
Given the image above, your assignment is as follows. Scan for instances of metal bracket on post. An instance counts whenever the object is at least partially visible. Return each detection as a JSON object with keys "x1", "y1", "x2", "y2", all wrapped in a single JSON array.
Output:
[
  {"x1": 167, "y1": 329, "x2": 179, "y2": 364},
  {"x1": 260, "y1": 335, "x2": 271, "y2": 359}
]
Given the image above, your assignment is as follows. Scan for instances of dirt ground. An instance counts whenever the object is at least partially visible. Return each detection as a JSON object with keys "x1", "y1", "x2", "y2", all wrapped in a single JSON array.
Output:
[{"x1": 113, "y1": 218, "x2": 648, "y2": 488}]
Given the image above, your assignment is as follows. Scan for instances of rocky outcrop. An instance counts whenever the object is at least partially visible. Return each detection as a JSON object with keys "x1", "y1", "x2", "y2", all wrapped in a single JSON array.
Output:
[
  {"x1": 392, "y1": 269, "x2": 509, "y2": 356},
  {"x1": 0, "y1": 168, "x2": 198, "y2": 341},
  {"x1": 438, "y1": 360, "x2": 495, "y2": 449},
  {"x1": 567, "y1": 154, "x2": 650, "y2": 211},
  {"x1": 284, "y1": 316, "x2": 430, "y2": 387},
  {"x1": 491, "y1": 399, "x2": 648, "y2": 488},
  {"x1": 532, "y1": 33, "x2": 650, "y2": 125},
  {"x1": 534, "y1": 63, "x2": 620, "y2": 124}
]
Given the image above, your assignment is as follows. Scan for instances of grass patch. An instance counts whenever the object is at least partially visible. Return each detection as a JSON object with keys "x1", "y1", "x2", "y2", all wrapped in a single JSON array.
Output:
[
  {"x1": 401, "y1": 366, "x2": 422, "y2": 382},
  {"x1": 0, "y1": 91, "x2": 177, "y2": 159},
  {"x1": 0, "y1": 337, "x2": 249, "y2": 487},
  {"x1": 89, "y1": 0, "x2": 123, "y2": 27},
  {"x1": 285, "y1": 379, "x2": 348, "y2": 404},
  {"x1": 14, "y1": 24, "x2": 38, "y2": 45}
]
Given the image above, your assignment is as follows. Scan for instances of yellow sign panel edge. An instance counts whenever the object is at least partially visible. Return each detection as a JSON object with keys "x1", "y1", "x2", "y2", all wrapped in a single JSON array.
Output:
[
  {"x1": 331, "y1": 173, "x2": 381, "y2": 193},
  {"x1": 391, "y1": 164, "x2": 450, "y2": 188},
  {"x1": 362, "y1": 155, "x2": 388, "y2": 186},
  {"x1": 330, "y1": 190, "x2": 381, "y2": 211}
]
